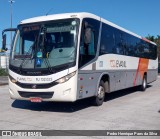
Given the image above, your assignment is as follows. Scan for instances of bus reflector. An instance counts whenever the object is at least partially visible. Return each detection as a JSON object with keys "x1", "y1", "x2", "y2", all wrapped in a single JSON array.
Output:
[
  {"x1": 89, "y1": 77, "x2": 94, "y2": 80},
  {"x1": 79, "y1": 77, "x2": 83, "y2": 80}
]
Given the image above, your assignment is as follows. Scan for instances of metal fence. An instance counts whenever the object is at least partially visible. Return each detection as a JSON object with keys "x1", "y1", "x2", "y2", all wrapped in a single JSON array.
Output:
[{"x1": 0, "y1": 53, "x2": 9, "y2": 75}]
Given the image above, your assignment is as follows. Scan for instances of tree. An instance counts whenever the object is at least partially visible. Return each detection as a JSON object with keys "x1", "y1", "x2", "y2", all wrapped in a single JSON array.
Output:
[
  {"x1": 154, "y1": 36, "x2": 160, "y2": 61},
  {"x1": 146, "y1": 34, "x2": 155, "y2": 42}
]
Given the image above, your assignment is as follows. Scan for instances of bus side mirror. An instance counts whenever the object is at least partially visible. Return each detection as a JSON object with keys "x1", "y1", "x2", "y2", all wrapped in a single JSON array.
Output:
[
  {"x1": 2, "y1": 34, "x2": 8, "y2": 51},
  {"x1": 84, "y1": 28, "x2": 92, "y2": 45},
  {"x1": 1, "y1": 28, "x2": 17, "y2": 52}
]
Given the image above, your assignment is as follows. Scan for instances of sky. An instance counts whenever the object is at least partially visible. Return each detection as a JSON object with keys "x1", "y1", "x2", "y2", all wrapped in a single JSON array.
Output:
[{"x1": 0, "y1": 0, "x2": 160, "y2": 48}]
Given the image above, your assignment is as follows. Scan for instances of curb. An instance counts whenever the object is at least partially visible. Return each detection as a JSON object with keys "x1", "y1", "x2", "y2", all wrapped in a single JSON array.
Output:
[
  {"x1": 0, "y1": 83, "x2": 8, "y2": 86},
  {"x1": 0, "y1": 76, "x2": 8, "y2": 86}
]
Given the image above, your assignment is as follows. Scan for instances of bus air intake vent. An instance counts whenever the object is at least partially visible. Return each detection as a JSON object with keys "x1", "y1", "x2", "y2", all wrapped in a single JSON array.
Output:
[{"x1": 18, "y1": 91, "x2": 54, "y2": 99}]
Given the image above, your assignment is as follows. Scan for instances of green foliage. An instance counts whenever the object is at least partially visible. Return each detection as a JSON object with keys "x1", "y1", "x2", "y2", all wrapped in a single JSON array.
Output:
[
  {"x1": 0, "y1": 68, "x2": 8, "y2": 76},
  {"x1": 146, "y1": 35, "x2": 155, "y2": 42}
]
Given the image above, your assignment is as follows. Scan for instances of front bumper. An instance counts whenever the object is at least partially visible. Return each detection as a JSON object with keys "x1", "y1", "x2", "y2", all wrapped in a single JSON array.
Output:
[{"x1": 9, "y1": 75, "x2": 77, "y2": 102}]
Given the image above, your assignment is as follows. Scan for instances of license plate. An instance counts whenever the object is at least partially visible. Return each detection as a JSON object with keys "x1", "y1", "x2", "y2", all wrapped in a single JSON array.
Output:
[{"x1": 30, "y1": 97, "x2": 42, "y2": 102}]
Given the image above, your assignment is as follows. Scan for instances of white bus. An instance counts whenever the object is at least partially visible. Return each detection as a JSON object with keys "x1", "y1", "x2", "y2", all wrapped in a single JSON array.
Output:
[{"x1": 2, "y1": 12, "x2": 158, "y2": 106}]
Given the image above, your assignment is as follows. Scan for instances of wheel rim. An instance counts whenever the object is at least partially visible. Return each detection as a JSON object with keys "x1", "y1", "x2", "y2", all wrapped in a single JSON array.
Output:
[
  {"x1": 98, "y1": 86, "x2": 105, "y2": 100},
  {"x1": 143, "y1": 78, "x2": 146, "y2": 89}
]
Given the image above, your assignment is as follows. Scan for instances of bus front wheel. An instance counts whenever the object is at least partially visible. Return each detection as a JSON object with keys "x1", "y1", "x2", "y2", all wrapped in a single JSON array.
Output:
[{"x1": 94, "y1": 81, "x2": 105, "y2": 106}]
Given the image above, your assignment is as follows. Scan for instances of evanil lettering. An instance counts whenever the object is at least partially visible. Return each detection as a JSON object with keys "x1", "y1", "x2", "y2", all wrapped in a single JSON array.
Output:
[{"x1": 110, "y1": 60, "x2": 126, "y2": 68}]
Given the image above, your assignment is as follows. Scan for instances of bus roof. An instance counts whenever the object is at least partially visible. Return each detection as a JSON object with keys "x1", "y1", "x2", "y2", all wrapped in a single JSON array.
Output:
[
  {"x1": 20, "y1": 12, "x2": 156, "y2": 45},
  {"x1": 20, "y1": 12, "x2": 100, "y2": 24}
]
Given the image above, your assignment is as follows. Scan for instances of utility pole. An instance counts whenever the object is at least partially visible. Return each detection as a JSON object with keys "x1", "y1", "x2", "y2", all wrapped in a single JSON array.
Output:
[{"x1": 9, "y1": 0, "x2": 15, "y2": 48}]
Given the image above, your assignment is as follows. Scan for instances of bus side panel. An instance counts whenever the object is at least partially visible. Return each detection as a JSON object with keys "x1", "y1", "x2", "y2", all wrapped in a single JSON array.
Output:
[
  {"x1": 77, "y1": 55, "x2": 158, "y2": 99},
  {"x1": 147, "y1": 69, "x2": 158, "y2": 83},
  {"x1": 126, "y1": 70, "x2": 137, "y2": 88},
  {"x1": 108, "y1": 70, "x2": 140, "y2": 92},
  {"x1": 114, "y1": 71, "x2": 127, "y2": 91},
  {"x1": 77, "y1": 69, "x2": 135, "y2": 97},
  {"x1": 77, "y1": 71, "x2": 102, "y2": 100},
  {"x1": 106, "y1": 71, "x2": 127, "y2": 92},
  {"x1": 107, "y1": 72, "x2": 115, "y2": 92},
  {"x1": 147, "y1": 59, "x2": 158, "y2": 83}
]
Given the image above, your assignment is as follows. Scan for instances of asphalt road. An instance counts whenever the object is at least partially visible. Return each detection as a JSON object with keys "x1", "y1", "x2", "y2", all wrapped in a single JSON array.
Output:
[
  {"x1": 0, "y1": 77, "x2": 160, "y2": 139},
  {"x1": 0, "y1": 76, "x2": 8, "y2": 86}
]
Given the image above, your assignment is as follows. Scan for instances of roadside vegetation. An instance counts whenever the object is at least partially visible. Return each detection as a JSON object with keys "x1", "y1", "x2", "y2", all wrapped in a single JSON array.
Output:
[{"x1": 0, "y1": 68, "x2": 8, "y2": 76}]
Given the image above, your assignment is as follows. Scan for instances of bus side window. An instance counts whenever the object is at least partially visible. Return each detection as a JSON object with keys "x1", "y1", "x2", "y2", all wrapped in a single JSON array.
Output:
[{"x1": 100, "y1": 23, "x2": 115, "y2": 55}]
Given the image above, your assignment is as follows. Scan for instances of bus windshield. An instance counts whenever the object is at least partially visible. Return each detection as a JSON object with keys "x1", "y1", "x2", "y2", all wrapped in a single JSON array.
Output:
[{"x1": 10, "y1": 19, "x2": 79, "y2": 73}]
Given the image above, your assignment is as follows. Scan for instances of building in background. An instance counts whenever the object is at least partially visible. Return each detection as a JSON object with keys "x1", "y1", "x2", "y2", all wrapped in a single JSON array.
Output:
[{"x1": 0, "y1": 51, "x2": 9, "y2": 70}]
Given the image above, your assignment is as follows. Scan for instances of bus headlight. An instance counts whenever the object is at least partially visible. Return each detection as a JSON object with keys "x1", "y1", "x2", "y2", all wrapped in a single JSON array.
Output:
[
  {"x1": 55, "y1": 71, "x2": 76, "y2": 84},
  {"x1": 9, "y1": 75, "x2": 17, "y2": 83}
]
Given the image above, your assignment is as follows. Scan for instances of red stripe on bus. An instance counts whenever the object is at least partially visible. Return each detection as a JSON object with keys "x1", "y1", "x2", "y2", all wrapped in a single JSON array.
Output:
[
  {"x1": 134, "y1": 58, "x2": 149, "y2": 86},
  {"x1": 134, "y1": 58, "x2": 141, "y2": 86},
  {"x1": 142, "y1": 37, "x2": 151, "y2": 43}
]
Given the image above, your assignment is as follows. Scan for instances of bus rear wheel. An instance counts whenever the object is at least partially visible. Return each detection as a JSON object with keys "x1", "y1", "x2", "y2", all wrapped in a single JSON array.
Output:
[
  {"x1": 140, "y1": 75, "x2": 147, "y2": 91},
  {"x1": 94, "y1": 81, "x2": 105, "y2": 106}
]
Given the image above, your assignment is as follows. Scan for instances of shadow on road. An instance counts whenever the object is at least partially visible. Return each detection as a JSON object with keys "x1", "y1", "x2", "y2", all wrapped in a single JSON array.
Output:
[
  {"x1": 12, "y1": 98, "x2": 93, "y2": 113},
  {"x1": 105, "y1": 85, "x2": 152, "y2": 102},
  {"x1": 12, "y1": 85, "x2": 152, "y2": 113}
]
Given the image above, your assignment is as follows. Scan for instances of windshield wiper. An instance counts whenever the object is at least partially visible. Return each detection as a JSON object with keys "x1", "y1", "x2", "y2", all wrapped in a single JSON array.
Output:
[
  {"x1": 19, "y1": 45, "x2": 33, "y2": 73},
  {"x1": 37, "y1": 26, "x2": 54, "y2": 73},
  {"x1": 42, "y1": 47, "x2": 55, "y2": 73}
]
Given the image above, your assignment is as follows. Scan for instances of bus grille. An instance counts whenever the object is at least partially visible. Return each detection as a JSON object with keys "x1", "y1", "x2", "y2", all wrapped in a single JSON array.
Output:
[
  {"x1": 18, "y1": 91, "x2": 54, "y2": 99},
  {"x1": 16, "y1": 82, "x2": 58, "y2": 89}
]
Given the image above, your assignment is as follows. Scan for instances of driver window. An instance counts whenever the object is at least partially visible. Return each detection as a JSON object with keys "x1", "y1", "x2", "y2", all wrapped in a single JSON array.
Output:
[{"x1": 79, "y1": 18, "x2": 100, "y2": 68}]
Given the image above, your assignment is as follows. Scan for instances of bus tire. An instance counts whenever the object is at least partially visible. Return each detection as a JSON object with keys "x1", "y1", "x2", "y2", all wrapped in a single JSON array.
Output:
[
  {"x1": 94, "y1": 81, "x2": 105, "y2": 106},
  {"x1": 140, "y1": 75, "x2": 147, "y2": 91}
]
